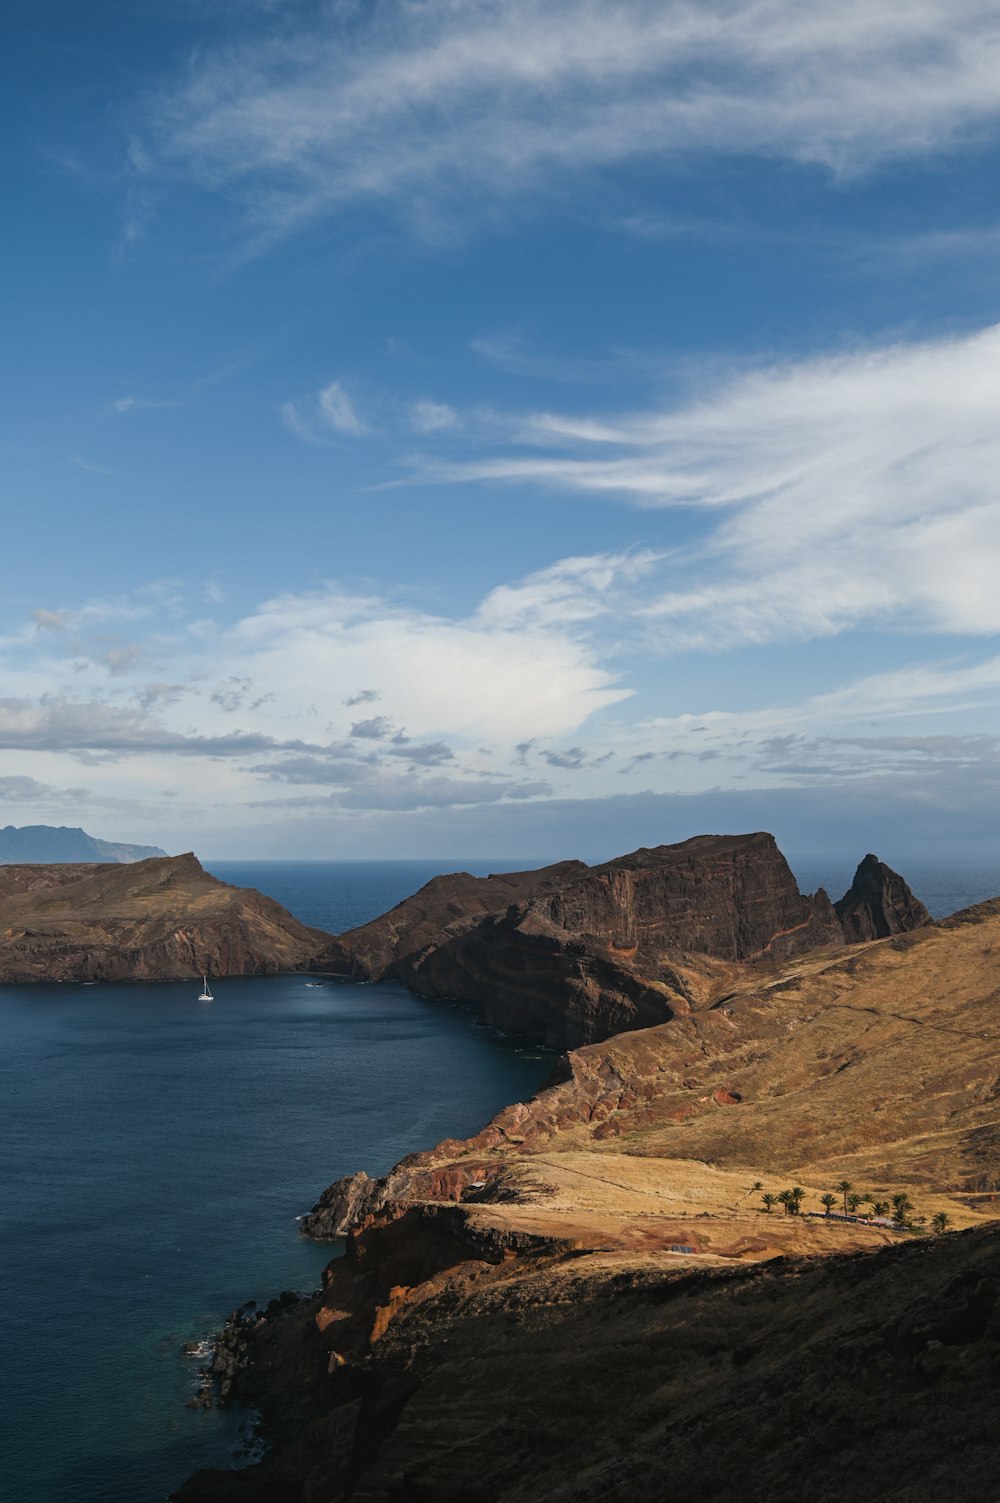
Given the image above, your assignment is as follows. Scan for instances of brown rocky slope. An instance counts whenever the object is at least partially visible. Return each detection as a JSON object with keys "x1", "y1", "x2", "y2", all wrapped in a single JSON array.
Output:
[
  {"x1": 0, "y1": 853, "x2": 330, "y2": 982},
  {"x1": 304, "y1": 892, "x2": 1000, "y2": 1243},
  {"x1": 175, "y1": 887, "x2": 1000, "y2": 1502}
]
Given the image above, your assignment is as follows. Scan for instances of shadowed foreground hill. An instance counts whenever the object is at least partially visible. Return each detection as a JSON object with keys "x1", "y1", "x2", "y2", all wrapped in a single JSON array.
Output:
[
  {"x1": 175, "y1": 1220, "x2": 1000, "y2": 1503},
  {"x1": 0, "y1": 854, "x2": 331, "y2": 982}
]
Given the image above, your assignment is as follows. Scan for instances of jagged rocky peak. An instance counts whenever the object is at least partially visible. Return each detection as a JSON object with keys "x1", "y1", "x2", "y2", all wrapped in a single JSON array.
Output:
[{"x1": 835, "y1": 853, "x2": 932, "y2": 942}]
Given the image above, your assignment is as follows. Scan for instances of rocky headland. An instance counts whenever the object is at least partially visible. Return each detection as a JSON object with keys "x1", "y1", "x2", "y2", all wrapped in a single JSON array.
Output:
[
  {"x1": 171, "y1": 839, "x2": 1000, "y2": 1502},
  {"x1": 0, "y1": 853, "x2": 328, "y2": 982},
  {"x1": 310, "y1": 834, "x2": 928, "y2": 1047}
]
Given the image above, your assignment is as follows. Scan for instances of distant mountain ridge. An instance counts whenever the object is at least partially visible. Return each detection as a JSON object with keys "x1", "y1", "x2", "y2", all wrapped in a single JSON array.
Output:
[{"x1": 0, "y1": 824, "x2": 167, "y2": 864}]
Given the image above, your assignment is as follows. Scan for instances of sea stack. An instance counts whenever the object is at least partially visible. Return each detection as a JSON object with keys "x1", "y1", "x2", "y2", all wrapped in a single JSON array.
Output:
[{"x1": 835, "y1": 853, "x2": 933, "y2": 942}]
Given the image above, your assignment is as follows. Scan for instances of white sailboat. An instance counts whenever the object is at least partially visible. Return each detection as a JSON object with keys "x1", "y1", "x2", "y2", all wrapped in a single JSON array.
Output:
[{"x1": 198, "y1": 974, "x2": 214, "y2": 1002}]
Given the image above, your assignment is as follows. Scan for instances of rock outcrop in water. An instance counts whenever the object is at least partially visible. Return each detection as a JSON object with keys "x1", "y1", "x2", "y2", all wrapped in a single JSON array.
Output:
[
  {"x1": 0, "y1": 853, "x2": 329, "y2": 982},
  {"x1": 835, "y1": 851, "x2": 933, "y2": 941}
]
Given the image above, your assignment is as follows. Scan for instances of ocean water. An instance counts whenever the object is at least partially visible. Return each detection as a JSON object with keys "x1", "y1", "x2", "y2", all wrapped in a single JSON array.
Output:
[
  {"x1": 0, "y1": 861, "x2": 551, "y2": 1503},
  {"x1": 1, "y1": 856, "x2": 996, "y2": 1503}
]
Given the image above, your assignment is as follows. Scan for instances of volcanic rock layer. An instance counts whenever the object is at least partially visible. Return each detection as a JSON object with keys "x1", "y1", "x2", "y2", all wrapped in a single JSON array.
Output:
[{"x1": 311, "y1": 833, "x2": 927, "y2": 1047}]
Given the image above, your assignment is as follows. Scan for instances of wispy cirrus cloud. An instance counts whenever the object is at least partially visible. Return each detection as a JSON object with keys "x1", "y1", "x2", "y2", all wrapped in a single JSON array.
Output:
[
  {"x1": 409, "y1": 399, "x2": 460, "y2": 433},
  {"x1": 135, "y1": 1, "x2": 1000, "y2": 246},
  {"x1": 281, "y1": 379, "x2": 368, "y2": 441},
  {"x1": 422, "y1": 322, "x2": 1000, "y2": 648}
]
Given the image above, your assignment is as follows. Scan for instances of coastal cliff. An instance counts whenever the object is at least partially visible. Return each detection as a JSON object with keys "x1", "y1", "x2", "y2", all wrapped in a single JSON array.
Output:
[
  {"x1": 0, "y1": 853, "x2": 330, "y2": 982},
  {"x1": 310, "y1": 833, "x2": 924, "y2": 1047}
]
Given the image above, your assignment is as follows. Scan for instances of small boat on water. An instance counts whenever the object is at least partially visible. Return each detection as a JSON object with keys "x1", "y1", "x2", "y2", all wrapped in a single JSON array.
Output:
[{"x1": 198, "y1": 975, "x2": 214, "y2": 1003}]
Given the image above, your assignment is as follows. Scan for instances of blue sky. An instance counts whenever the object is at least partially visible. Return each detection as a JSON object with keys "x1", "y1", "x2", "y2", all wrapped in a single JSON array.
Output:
[{"x1": 5, "y1": 0, "x2": 1000, "y2": 863}]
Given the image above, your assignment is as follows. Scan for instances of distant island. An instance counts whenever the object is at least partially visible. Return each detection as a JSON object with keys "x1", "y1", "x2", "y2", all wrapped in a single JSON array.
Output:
[{"x1": 0, "y1": 824, "x2": 167, "y2": 865}]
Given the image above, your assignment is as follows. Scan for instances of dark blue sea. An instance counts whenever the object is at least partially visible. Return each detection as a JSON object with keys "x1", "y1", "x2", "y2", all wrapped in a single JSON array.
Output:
[
  {"x1": 0, "y1": 856, "x2": 996, "y2": 1502},
  {"x1": 0, "y1": 860, "x2": 550, "y2": 1503}
]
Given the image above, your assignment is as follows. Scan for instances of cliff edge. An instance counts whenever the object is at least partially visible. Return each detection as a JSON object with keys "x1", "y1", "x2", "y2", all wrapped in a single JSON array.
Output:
[{"x1": 310, "y1": 833, "x2": 922, "y2": 1047}]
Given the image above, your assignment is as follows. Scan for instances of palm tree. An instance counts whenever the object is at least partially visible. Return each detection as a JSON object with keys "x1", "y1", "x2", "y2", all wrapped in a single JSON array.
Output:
[
  {"x1": 776, "y1": 1189, "x2": 792, "y2": 1216},
  {"x1": 891, "y1": 1192, "x2": 914, "y2": 1230},
  {"x1": 747, "y1": 1180, "x2": 764, "y2": 1197},
  {"x1": 836, "y1": 1180, "x2": 853, "y2": 1216},
  {"x1": 761, "y1": 1192, "x2": 778, "y2": 1214},
  {"x1": 819, "y1": 1193, "x2": 837, "y2": 1216},
  {"x1": 789, "y1": 1187, "x2": 805, "y2": 1216},
  {"x1": 847, "y1": 1193, "x2": 863, "y2": 1216},
  {"x1": 931, "y1": 1212, "x2": 951, "y2": 1235},
  {"x1": 872, "y1": 1201, "x2": 890, "y2": 1218}
]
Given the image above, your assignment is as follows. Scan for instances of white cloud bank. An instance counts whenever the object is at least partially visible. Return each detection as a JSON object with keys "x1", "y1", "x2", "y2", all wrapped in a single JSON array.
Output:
[
  {"x1": 138, "y1": 0, "x2": 1000, "y2": 240},
  {"x1": 4, "y1": 553, "x2": 1000, "y2": 849}
]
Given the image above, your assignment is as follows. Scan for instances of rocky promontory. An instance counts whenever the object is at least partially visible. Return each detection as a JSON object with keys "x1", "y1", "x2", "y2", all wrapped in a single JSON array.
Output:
[
  {"x1": 310, "y1": 833, "x2": 925, "y2": 1047},
  {"x1": 0, "y1": 853, "x2": 330, "y2": 982}
]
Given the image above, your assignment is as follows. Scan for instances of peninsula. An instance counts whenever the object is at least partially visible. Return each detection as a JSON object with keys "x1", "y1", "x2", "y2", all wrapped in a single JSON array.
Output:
[
  {"x1": 0, "y1": 853, "x2": 327, "y2": 982},
  {"x1": 310, "y1": 833, "x2": 930, "y2": 1047},
  {"x1": 174, "y1": 838, "x2": 1000, "y2": 1502}
]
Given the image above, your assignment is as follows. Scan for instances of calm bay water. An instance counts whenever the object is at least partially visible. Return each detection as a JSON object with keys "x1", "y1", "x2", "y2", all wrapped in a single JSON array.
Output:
[
  {"x1": 0, "y1": 861, "x2": 550, "y2": 1503},
  {"x1": 1, "y1": 856, "x2": 997, "y2": 1502}
]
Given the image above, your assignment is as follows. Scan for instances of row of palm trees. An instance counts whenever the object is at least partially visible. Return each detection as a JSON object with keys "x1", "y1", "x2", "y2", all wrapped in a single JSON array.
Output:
[{"x1": 747, "y1": 1179, "x2": 951, "y2": 1235}]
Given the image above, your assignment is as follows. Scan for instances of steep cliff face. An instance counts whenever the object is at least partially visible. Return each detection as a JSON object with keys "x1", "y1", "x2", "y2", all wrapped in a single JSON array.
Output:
[
  {"x1": 317, "y1": 834, "x2": 840, "y2": 978},
  {"x1": 0, "y1": 853, "x2": 330, "y2": 982},
  {"x1": 311, "y1": 833, "x2": 845, "y2": 1046},
  {"x1": 835, "y1": 852, "x2": 933, "y2": 941},
  {"x1": 177, "y1": 1217, "x2": 1000, "y2": 1503}
]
